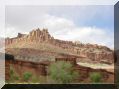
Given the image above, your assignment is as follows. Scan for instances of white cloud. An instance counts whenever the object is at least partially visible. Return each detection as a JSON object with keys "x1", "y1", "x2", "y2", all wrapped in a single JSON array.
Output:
[
  {"x1": 6, "y1": 14, "x2": 114, "y2": 48},
  {"x1": 5, "y1": 26, "x2": 28, "y2": 38},
  {"x1": 40, "y1": 14, "x2": 75, "y2": 33},
  {"x1": 55, "y1": 27, "x2": 114, "y2": 48},
  {"x1": 5, "y1": 27, "x2": 17, "y2": 38},
  {"x1": 40, "y1": 15, "x2": 114, "y2": 48}
]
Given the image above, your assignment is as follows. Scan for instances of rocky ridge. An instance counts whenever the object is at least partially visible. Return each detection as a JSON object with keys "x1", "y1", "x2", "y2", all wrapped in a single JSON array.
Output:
[{"x1": 5, "y1": 28, "x2": 114, "y2": 63}]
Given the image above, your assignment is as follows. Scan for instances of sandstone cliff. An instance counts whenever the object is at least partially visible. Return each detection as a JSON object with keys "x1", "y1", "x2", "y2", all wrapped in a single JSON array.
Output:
[{"x1": 5, "y1": 28, "x2": 114, "y2": 64}]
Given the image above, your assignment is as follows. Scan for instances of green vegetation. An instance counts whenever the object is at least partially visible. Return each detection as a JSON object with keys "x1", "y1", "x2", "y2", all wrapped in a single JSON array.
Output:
[
  {"x1": 8, "y1": 63, "x2": 106, "y2": 84},
  {"x1": 23, "y1": 72, "x2": 32, "y2": 82},
  {"x1": 48, "y1": 61, "x2": 79, "y2": 84},
  {"x1": 90, "y1": 72, "x2": 102, "y2": 83},
  {"x1": 9, "y1": 65, "x2": 19, "y2": 82},
  {"x1": 8, "y1": 65, "x2": 46, "y2": 83}
]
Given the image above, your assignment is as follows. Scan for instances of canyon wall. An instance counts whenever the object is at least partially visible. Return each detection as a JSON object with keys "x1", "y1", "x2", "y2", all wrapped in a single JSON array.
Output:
[
  {"x1": 5, "y1": 28, "x2": 53, "y2": 45},
  {"x1": 5, "y1": 59, "x2": 114, "y2": 83},
  {"x1": 5, "y1": 28, "x2": 114, "y2": 63}
]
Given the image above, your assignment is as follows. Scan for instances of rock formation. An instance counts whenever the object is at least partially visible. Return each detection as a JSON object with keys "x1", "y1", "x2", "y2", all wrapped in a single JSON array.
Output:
[
  {"x1": 5, "y1": 28, "x2": 114, "y2": 64},
  {"x1": 5, "y1": 28, "x2": 53, "y2": 45}
]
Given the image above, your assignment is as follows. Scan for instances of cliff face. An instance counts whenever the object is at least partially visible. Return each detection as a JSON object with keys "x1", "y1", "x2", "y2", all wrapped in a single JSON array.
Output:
[
  {"x1": 5, "y1": 28, "x2": 53, "y2": 45},
  {"x1": 5, "y1": 28, "x2": 114, "y2": 64}
]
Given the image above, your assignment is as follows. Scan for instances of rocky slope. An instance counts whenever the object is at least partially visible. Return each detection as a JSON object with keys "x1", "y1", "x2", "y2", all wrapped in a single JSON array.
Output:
[{"x1": 5, "y1": 28, "x2": 114, "y2": 64}]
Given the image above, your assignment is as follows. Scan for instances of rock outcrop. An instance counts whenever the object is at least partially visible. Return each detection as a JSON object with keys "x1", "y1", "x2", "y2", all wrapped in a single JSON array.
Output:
[
  {"x1": 5, "y1": 28, "x2": 53, "y2": 45},
  {"x1": 5, "y1": 28, "x2": 114, "y2": 64}
]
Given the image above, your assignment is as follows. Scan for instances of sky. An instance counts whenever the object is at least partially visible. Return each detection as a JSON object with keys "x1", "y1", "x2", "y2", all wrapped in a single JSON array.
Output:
[
  {"x1": 0, "y1": 0, "x2": 117, "y2": 88},
  {"x1": 5, "y1": 5, "x2": 114, "y2": 48}
]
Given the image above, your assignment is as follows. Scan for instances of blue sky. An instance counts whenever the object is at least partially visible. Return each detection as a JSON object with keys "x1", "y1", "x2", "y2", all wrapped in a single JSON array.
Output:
[
  {"x1": 5, "y1": 5, "x2": 114, "y2": 48},
  {"x1": 47, "y1": 6, "x2": 114, "y2": 29}
]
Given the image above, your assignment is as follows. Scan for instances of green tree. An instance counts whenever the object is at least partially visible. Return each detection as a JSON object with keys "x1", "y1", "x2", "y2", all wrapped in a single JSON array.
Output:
[
  {"x1": 90, "y1": 72, "x2": 102, "y2": 83},
  {"x1": 48, "y1": 61, "x2": 79, "y2": 84},
  {"x1": 23, "y1": 72, "x2": 32, "y2": 82},
  {"x1": 9, "y1": 65, "x2": 19, "y2": 82}
]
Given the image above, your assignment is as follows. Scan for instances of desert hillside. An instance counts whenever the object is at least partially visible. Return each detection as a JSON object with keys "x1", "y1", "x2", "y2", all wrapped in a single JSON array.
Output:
[{"x1": 5, "y1": 28, "x2": 114, "y2": 64}]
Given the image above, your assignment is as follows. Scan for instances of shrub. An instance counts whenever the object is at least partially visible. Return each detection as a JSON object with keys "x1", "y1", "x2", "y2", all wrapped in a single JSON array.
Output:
[
  {"x1": 9, "y1": 65, "x2": 19, "y2": 81},
  {"x1": 23, "y1": 72, "x2": 32, "y2": 82},
  {"x1": 90, "y1": 72, "x2": 102, "y2": 83},
  {"x1": 14, "y1": 75, "x2": 19, "y2": 80},
  {"x1": 10, "y1": 68, "x2": 14, "y2": 76},
  {"x1": 9, "y1": 66, "x2": 14, "y2": 81},
  {"x1": 48, "y1": 61, "x2": 79, "y2": 84}
]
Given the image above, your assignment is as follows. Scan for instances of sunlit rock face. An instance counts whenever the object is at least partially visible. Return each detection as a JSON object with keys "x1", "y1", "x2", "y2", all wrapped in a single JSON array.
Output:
[{"x1": 5, "y1": 28, "x2": 114, "y2": 64}]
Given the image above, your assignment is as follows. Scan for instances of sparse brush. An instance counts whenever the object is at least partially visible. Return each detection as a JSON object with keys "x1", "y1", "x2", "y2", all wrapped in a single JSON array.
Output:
[
  {"x1": 23, "y1": 72, "x2": 32, "y2": 82},
  {"x1": 90, "y1": 72, "x2": 102, "y2": 83}
]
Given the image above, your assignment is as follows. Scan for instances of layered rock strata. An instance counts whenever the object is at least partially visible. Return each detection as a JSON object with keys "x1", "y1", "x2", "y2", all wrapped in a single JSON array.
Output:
[{"x1": 5, "y1": 28, "x2": 114, "y2": 63}]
